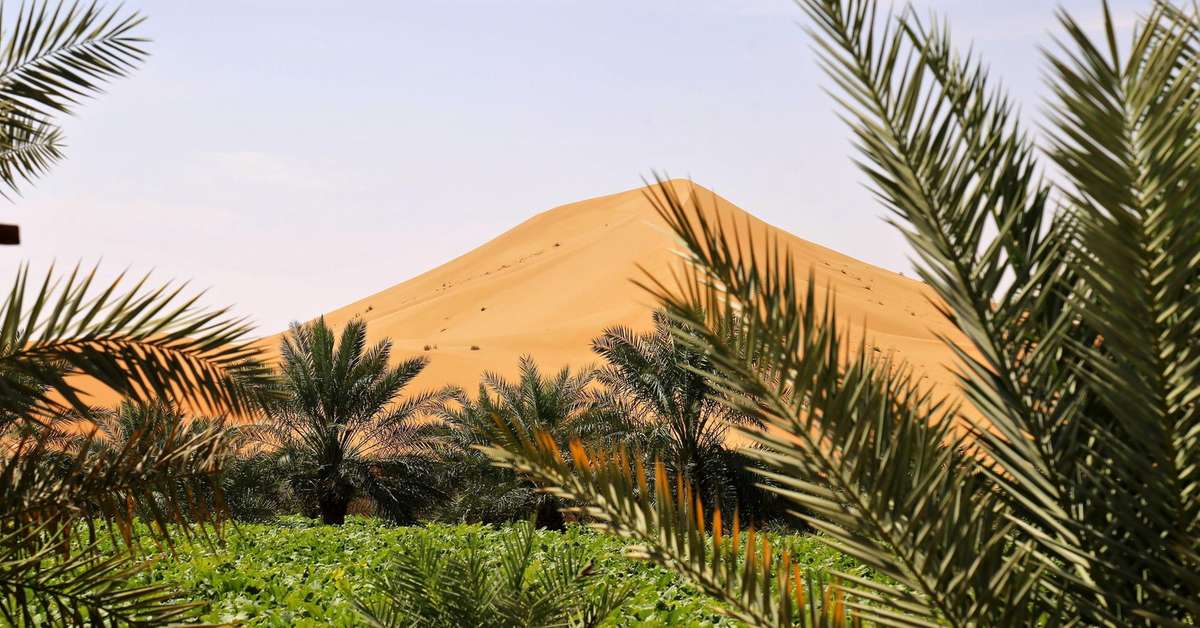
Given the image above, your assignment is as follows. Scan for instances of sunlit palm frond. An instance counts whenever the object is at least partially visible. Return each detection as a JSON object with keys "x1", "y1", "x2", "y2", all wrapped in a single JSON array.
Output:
[
  {"x1": 663, "y1": 208, "x2": 1041, "y2": 627},
  {"x1": 795, "y1": 0, "x2": 1087, "y2": 536},
  {"x1": 0, "y1": 1, "x2": 146, "y2": 117},
  {"x1": 0, "y1": 264, "x2": 276, "y2": 425}
]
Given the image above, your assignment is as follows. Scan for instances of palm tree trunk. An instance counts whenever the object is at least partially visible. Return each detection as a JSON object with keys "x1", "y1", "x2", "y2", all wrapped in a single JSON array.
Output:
[
  {"x1": 318, "y1": 474, "x2": 355, "y2": 525},
  {"x1": 319, "y1": 494, "x2": 351, "y2": 525},
  {"x1": 534, "y1": 497, "x2": 566, "y2": 530}
]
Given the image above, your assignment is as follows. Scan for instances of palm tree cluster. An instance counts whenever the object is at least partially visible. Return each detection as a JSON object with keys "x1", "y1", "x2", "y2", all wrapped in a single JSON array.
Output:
[
  {"x1": 432, "y1": 356, "x2": 602, "y2": 528},
  {"x1": 188, "y1": 305, "x2": 771, "y2": 532},
  {"x1": 423, "y1": 312, "x2": 786, "y2": 529},
  {"x1": 485, "y1": 0, "x2": 1200, "y2": 626}
]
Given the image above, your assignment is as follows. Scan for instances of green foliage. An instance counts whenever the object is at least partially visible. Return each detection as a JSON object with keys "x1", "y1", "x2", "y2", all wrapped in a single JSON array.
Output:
[
  {"x1": 355, "y1": 519, "x2": 634, "y2": 627},
  {"x1": 121, "y1": 517, "x2": 862, "y2": 626},
  {"x1": 258, "y1": 317, "x2": 447, "y2": 525}
]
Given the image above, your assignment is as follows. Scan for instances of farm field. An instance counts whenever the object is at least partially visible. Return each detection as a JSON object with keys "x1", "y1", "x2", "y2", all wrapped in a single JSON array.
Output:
[{"x1": 124, "y1": 518, "x2": 868, "y2": 627}]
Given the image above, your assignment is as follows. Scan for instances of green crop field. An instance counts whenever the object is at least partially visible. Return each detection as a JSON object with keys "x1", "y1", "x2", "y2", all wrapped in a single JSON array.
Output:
[{"x1": 120, "y1": 517, "x2": 867, "y2": 626}]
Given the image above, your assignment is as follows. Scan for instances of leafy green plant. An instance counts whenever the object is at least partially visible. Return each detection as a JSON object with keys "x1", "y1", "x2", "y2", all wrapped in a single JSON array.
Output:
[
  {"x1": 356, "y1": 520, "x2": 635, "y2": 628},
  {"x1": 486, "y1": 0, "x2": 1200, "y2": 625},
  {"x1": 258, "y1": 317, "x2": 446, "y2": 525},
  {"x1": 124, "y1": 517, "x2": 851, "y2": 626}
]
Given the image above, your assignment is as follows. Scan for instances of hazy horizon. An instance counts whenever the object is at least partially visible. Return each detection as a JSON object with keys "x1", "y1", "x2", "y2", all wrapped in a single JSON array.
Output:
[{"x1": 1, "y1": 0, "x2": 1141, "y2": 334}]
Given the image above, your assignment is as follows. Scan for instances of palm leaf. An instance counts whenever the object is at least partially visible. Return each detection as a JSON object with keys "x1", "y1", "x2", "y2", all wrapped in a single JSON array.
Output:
[
  {"x1": 0, "y1": 1, "x2": 146, "y2": 117},
  {"x1": 482, "y1": 431, "x2": 854, "y2": 627},
  {"x1": 0, "y1": 1, "x2": 146, "y2": 195},
  {"x1": 0, "y1": 263, "x2": 276, "y2": 425},
  {"x1": 0, "y1": 108, "x2": 61, "y2": 196},
  {"x1": 0, "y1": 526, "x2": 200, "y2": 625},
  {"x1": 1039, "y1": 2, "x2": 1200, "y2": 618}
]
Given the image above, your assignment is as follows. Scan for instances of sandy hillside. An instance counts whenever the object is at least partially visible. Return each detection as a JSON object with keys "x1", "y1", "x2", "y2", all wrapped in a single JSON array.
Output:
[{"x1": 257, "y1": 180, "x2": 964, "y2": 397}]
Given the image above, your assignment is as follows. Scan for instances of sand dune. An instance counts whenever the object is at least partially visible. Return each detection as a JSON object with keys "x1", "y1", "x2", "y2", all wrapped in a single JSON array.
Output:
[{"x1": 258, "y1": 180, "x2": 964, "y2": 397}]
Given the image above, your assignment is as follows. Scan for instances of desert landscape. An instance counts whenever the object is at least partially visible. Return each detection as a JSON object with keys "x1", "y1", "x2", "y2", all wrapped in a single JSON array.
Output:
[
  {"x1": 290, "y1": 179, "x2": 963, "y2": 396},
  {"x1": 3, "y1": 0, "x2": 1197, "y2": 626}
]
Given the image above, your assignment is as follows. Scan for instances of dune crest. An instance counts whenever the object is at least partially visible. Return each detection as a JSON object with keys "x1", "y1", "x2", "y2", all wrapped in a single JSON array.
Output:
[{"x1": 264, "y1": 180, "x2": 964, "y2": 396}]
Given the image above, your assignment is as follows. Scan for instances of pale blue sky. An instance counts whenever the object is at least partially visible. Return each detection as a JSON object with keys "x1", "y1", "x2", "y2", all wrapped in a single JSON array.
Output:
[{"x1": 1, "y1": 0, "x2": 1143, "y2": 334}]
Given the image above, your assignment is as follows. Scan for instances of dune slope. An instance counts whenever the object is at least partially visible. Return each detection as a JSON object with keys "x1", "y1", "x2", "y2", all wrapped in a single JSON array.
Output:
[{"x1": 265, "y1": 180, "x2": 962, "y2": 396}]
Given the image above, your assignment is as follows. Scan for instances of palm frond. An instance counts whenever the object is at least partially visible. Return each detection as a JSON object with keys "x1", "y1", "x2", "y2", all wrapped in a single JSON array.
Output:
[
  {"x1": 482, "y1": 433, "x2": 853, "y2": 627},
  {"x1": 0, "y1": 1, "x2": 147, "y2": 117},
  {"x1": 591, "y1": 177, "x2": 1042, "y2": 625},
  {"x1": 0, "y1": 264, "x2": 276, "y2": 425},
  {"x1": 795, "y1": 0, "x2": 1085, "y2": 537},
  {"x1": 0, "y1": 109, "x2": 61, "y2": 196},
  {"x1": 0, "y1": 1, "x2": 147, "y2": 195},
  {"x1": 0, "y1": 527, "x2": 199, "y2": 625},
  {"x1": 1040, "y1": 2, "x2": 1200, "y2": 618}
]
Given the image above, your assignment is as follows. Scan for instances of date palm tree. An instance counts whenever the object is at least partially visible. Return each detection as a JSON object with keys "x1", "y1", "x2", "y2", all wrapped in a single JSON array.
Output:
[
  {"x1": 435, "y1": 356, "x2": 622, "y2": 527},
  {"x1": 485, "y1": 0, "x2": 1200, "y2": 625},
  {"x1": 592, "y1": 310, "x2": 772, "y2": 518},
  {"x1": 261, "y1": 317, "x2": 445, "y2": 525}
]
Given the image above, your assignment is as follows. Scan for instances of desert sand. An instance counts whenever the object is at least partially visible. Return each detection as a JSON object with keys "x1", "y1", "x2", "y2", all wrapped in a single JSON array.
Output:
[{"x1": 257, "y1": 180, "x2": 964, "y2": 398}]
